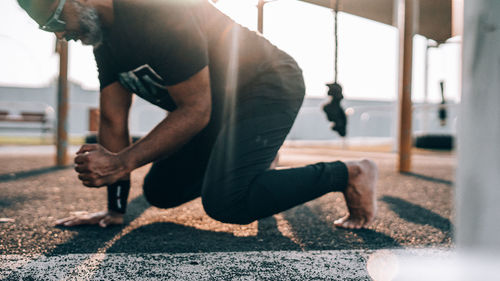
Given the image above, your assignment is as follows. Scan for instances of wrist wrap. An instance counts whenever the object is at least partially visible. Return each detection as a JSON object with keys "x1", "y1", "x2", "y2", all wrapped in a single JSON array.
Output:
[{"x1": 107, "y1": 180, "x2": 130, "y2": 214}]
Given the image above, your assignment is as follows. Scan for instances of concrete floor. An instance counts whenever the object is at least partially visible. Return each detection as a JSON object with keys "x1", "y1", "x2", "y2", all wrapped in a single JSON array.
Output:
[{"x1": 0, "y1": 144, "x2": 455, "y2": 280}]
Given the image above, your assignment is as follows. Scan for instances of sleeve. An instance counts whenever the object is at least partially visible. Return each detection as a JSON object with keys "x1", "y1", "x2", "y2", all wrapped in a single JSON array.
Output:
[
  {"x1": 140, "y1": 2, "x2": 209, "y2": 86},
  {"x1": 93, "y1": 43, "x2": 120, "y2": 91}
]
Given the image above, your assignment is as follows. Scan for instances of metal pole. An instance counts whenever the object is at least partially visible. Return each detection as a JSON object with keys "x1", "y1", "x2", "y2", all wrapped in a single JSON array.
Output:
[
  {"x1": 391, "y1": 0, "x2": 401, "y2": 153},
  {"x1": 422, "y1": 41, "x2": 430, "y2": 133},
  {"x1": 397, "y1": 0, "x2": 416, "y2": 172},
  {"x1": 56, "y1": 39, "x2": 69, "y2": 166}
]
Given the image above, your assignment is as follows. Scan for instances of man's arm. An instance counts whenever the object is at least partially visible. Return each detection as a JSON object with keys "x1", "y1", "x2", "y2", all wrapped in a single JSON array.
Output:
[
  {"x1": 99, "y1": 83, "x2": 133, "y2": 215},
  {"x1": 55, "y1": 83, "x2": 133, "y2": 227},
  {"x1": 120, "y1": 66, "x2": 211, "y2": 171},
  {"x1": 74, "y1": 66, "x2": 211, "y2": 187},
  {"x1": 98, "y1": 82, "x2": 133, "y2": 167}
]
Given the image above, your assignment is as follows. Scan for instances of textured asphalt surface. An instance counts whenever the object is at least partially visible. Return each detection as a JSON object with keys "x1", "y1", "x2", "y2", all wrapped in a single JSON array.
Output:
[{"x1": 0, "y1": 145, "x2": 455, "y2": 279}]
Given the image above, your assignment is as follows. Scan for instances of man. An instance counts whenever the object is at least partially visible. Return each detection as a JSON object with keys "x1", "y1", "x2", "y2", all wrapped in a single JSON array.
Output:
[{"x1": 18, "y1": 0, "x2": 377, "y2": 229}]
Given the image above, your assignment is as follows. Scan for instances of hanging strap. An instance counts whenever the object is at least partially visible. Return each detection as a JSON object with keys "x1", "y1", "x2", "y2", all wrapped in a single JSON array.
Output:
[{"x1": 331, "y1": 0, "x2": 340, "y2": 83}]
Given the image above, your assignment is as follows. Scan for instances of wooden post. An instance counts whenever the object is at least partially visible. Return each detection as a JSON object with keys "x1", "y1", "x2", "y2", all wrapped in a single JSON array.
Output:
[
  {"x1": 257, "y1": 0, "x2": 264, "y2": 33},
  {"x1": 88, "y1": 108, "x2": 100, "y2": 132},
  {"x1": 397, "y1": 0, "x2": 416, "y2": 172},
  {"x1": 56, "y1": 39, "x2": 69, "y2": 166}
]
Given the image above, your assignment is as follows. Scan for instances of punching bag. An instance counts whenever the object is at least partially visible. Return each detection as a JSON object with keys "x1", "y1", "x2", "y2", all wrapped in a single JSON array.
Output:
[{"x1": 323, "y1": 82, "x2": 347, "y2": 137}]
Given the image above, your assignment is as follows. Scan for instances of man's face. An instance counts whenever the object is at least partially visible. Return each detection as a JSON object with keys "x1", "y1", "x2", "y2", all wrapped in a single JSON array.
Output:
[{"x1": 29, "y1": 0, "x2": 103, "y2": 47}]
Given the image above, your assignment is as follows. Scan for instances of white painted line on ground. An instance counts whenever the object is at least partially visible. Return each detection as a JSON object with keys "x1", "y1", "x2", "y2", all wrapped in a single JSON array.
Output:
[{"x1": 0, "y1": 248, "x2": 461, "y2": 281}]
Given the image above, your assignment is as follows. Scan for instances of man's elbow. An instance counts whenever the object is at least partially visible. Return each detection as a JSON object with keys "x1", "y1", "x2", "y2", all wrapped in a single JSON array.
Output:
[{"x1": 185, "y1": 98, "x2": 211, "y2": 131}]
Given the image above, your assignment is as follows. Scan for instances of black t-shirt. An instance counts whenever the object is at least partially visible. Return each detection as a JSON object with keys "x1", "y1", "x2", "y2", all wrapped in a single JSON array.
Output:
[{"x1": 94, "y1": 0, "x2": 298, "y2": 111}]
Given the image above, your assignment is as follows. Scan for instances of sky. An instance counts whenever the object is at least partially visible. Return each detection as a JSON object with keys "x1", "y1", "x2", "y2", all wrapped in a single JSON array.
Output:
[{"x1": 0, "y1": 0, "x2": 461, "y2": 102}]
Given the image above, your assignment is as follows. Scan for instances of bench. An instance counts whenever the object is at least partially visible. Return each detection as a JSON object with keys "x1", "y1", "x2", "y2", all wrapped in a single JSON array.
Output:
[{"x1": 0, "y1": 102, "x2": 55, "y2": 135}]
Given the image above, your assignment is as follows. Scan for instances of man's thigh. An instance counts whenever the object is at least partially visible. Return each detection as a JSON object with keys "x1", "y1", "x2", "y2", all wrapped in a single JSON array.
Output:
[{"x1": 201, "y1": 98, "x2": 303, "y2": 217}]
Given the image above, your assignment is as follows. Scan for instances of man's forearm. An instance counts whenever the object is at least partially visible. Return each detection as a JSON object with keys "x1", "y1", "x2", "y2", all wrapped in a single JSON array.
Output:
[
  {"x1": 99, "y1": 120, "x2": 131, "y2": 179},
  {"x1": 119, "y1": 106, "x2": 209, "y2": 173},
  {"x1": 99, "y1": 119, "x2": 130, "y2": 151},
  {"x1": 99, "y1": 119, "x2": 132, "y2": 213}
]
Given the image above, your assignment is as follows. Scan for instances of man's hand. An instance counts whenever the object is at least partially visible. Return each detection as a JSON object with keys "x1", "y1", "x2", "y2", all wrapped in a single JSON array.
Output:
[
  {"x1": 55, "y1": 211, "x2": 124, "y2": 228},
  {"x1": 74, "y1": 144, "x2": 129, "y2": 187}
]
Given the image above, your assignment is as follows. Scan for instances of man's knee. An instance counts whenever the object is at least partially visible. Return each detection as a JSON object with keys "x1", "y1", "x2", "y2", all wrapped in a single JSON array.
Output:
[
  {"x1": 142, "y1": 181, "x2": 183, "y2": 209},
  {"x1": 201, "y1": 191, "x2": 255, "y2": 225}
]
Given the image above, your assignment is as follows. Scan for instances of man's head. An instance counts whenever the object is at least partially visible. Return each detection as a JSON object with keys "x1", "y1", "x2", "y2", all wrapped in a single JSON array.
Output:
[{"x1": 17, "y1": 0, "x2": 104, "y2": 47}]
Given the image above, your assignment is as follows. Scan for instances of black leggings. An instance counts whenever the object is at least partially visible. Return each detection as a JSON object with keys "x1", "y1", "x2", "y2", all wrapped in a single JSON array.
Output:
[
  {"x1": 142, "y1": 97, "x2": 348, "y2": 224},
  {"x1": 142, "y1": 62, "x2": 348, "y2": 224}
]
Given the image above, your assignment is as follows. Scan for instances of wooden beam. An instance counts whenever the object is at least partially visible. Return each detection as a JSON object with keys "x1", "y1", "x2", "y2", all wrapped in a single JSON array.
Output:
[
  {"x1": 56, "y1": 39, "x2": 69, "y2": 166},
  {"x1": 397, "y1": 0, "x2": 416, "y2": 172},
  {"x1": 296, "y1": 0, "x2": 451, "y2": 43}
]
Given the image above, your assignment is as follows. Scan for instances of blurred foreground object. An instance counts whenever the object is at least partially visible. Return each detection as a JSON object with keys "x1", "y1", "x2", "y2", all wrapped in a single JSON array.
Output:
[{"x1": 457, "y1": 0, "x2": 500, "y2": 252}]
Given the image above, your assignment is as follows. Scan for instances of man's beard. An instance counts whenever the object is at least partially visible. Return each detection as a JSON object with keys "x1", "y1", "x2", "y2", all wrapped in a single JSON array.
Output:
[{"x1": 74, "y1": 1, "x2": 103, "y2": 47}]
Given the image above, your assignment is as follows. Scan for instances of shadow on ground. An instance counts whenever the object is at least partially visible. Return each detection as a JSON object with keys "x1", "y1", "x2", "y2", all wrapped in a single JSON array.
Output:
[
  {"x1": 48, "y1": 194, "x2": 151, "y2": 255},
  {"x1": 282, "y1": 204, "x2": 400, "y2": 250},
  {"x1": 401, "y1": 172, "x2": 453, "y2": 186},
  {"x1": 1, "y1": 148, "x2": 454, "y2": 259},
  {"x1": 381, "y1": 195, "x2": 452, "y2": 234},
  {"x1": 0, "y1": 166, "x2": 72, "y2": 183},
  {"x1": 46, "y1": 196, "x2": 398, "y2": 255}
]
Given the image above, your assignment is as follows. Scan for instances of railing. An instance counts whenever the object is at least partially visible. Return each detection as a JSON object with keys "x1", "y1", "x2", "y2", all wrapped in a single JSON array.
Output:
[
  {"x1": 345, "y1": 102, "x2": 458, "y2": 134},
  {"x1": 289, "y1": 101, "x2": 459, "y2": 144}
]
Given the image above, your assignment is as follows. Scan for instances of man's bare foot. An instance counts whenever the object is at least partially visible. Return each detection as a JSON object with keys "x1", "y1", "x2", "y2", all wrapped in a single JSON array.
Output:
[{"x1": 334, "y1": 159, "x2": 378, "y2": 229}]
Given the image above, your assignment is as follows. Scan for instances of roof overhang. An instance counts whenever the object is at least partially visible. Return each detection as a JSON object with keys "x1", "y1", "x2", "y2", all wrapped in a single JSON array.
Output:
[{"x1": 297, "y1": 0, "x2": 453, "y2": 43}]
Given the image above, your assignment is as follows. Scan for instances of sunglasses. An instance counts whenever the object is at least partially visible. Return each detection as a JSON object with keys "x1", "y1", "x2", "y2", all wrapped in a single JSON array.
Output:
[{"x1": 39, "y1": 0, "x2": 67, "y2": 32}]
